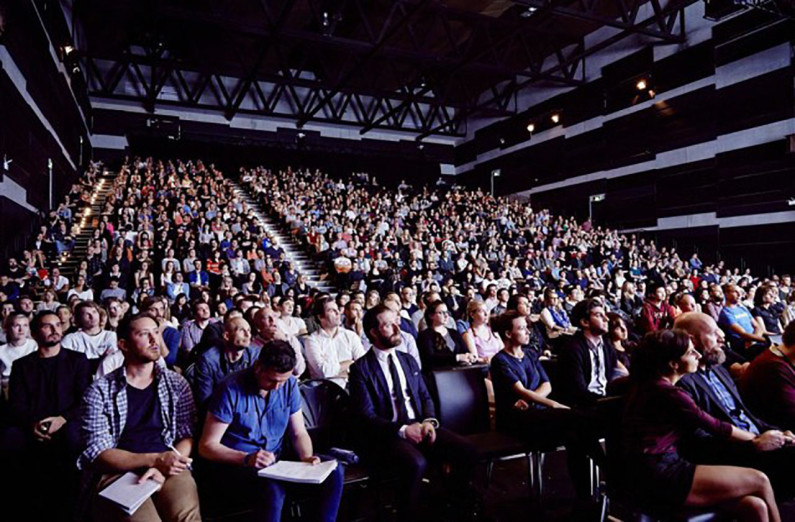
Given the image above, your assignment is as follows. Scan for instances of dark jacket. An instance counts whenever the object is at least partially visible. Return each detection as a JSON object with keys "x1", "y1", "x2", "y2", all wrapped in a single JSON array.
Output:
[
  {"x1": 348, "y1": 349, "x2": 435, "y2": 444},
  {"x1": 417, "y1": 327, "x2": 468, "y2": 370},
  {"x1": 677, "y1": 364, "x2": 774, "y2": 434},
  {"x1": 557, "y1": 331, "x2": 619, "y2": 407},
  {"x1": 9, "y1": 348, "x2": 90, "y2": 427}
]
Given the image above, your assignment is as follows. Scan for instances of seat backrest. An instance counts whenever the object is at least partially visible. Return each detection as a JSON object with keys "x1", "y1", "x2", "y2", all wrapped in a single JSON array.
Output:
[
  {"x1": 429, "y1": 367, "x2": 490, "y2": 435},
  {"x1": 299, "y1": 379, "x2": 350, "y2": 450}
]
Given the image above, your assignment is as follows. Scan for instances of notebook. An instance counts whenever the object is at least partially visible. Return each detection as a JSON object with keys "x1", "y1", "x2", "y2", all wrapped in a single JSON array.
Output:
[
  {"x1": 257, "y1": 459, "x2": 338, "y2": 484},
  {"x1": 98, "y1": 471, "x2": 162, "y2": 515}
]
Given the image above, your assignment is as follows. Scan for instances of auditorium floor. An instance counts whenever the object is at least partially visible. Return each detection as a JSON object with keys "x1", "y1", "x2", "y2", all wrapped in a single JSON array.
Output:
[{"x1": 340, "y1": 449, "x2": 795, "y2": 521}]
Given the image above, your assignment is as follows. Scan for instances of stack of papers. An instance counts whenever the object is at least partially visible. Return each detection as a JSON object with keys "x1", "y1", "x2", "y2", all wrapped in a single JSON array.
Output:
[
  {"x1": 258, "y1": 460, "x2": 338, "y2": 484},
  {"x1": 98, "y1": 471, "x2": 162, "y2": 515}
]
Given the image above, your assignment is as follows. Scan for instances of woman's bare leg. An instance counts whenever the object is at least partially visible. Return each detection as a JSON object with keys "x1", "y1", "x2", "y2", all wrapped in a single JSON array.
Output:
[{"x1": 685, "y1": 465, "x2": 779, "y2": 522}]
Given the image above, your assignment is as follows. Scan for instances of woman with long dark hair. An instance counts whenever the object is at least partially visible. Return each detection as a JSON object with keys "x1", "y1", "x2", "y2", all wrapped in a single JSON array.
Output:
[
  {"x1": 417, "y1": 300, "x2": 477, "y2": 370},
  {"x1": 621, "y1": 329, "x2": 782, "y2": 521}
]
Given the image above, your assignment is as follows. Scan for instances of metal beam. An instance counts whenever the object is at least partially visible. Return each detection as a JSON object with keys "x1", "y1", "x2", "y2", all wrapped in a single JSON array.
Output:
[{"x1": 415, "y1": 0, "x2": 696, "y2": 139}]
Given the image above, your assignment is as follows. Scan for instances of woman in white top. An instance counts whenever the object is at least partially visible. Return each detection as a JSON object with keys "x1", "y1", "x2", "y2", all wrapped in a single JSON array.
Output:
[
  {"x1": 278, "y1": 297, "x2": 307, "y2": 337},
  {"x1": 160, "y1": 260, "x2": 178, "y2": 289},
  {"x1": 67, "y1": 275, "x2": 94, "y2": 302}
]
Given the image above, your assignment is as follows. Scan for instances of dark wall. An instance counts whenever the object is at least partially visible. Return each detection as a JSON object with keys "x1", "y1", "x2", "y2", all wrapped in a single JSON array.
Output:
[
  {"x1": 93, "y1": 108, "x2": 453, "y2": 186},
  {"x1": 0, "y1": 0, "x2": 91, "y2": 256},
  {"x1": 457, "y1": 11, "x2": 795, "y2": 274}
]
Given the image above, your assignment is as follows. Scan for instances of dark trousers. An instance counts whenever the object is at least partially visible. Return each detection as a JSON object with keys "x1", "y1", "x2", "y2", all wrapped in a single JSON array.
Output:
[
  {"x1": 509, "y1": 407, "x2": 604, "y2": 501},
  {"x1": 360, "y1": 427, "x2": 478, "y2": 522},
  {"x1": 0, "y1": 423, "x2": 81, "y2": 520},
  {"x1": 197, "y1": 458, "x2": 344, "y2": 522}
]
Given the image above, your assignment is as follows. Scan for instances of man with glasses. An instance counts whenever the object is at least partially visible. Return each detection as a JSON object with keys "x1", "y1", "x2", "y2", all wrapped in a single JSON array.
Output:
[{"x1": 557, "y1": 298, "x2": 625, "y2": 407}]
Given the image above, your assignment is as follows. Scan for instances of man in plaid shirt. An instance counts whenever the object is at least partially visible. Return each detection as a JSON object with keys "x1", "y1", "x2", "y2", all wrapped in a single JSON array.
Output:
[{"x1": 79, "y1": 312, "x2": 201, "y2": 521}]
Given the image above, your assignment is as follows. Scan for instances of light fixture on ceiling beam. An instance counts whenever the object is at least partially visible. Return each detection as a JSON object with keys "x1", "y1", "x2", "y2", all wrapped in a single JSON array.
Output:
[{"x1": 550, "y1": 113, "x2": 560, "y2": 124}]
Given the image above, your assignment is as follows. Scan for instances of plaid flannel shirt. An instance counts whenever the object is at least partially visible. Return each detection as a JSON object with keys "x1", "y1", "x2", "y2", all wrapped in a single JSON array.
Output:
[{"x1": 78, "y1": 364, "x2": 196, "y2": 470}]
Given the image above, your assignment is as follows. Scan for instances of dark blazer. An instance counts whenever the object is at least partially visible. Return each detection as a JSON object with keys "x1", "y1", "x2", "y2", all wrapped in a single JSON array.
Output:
[
  {"x1": 417, "y1": 327, "x2": 468, "y2": 370},
  {"x1": 9, "y1": 348, "x2": 90, "y2": 427},
  {"x1": 677, "y1": 365, "x2": 774, "y2": 434},
  {"x1": 557, "y1": 331, "x2": 619, "y2": 407},
  {"x1": 349, "y1": 349, "x2": 435, "y2": 444}
]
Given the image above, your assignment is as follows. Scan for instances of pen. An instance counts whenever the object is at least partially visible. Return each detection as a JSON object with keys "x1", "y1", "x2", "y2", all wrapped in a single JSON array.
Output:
[{"x1": 167, "y1": 443, "x2": 193, "y2": 471}]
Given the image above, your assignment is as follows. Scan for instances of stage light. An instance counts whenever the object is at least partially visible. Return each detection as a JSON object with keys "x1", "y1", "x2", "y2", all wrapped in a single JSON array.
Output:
[
  {"x1": 520, "y1": 6, "x2": 538, "y2": 18},
  {"x1": 526, "y1": 123, "x2": 535, "y2": 133},
  {"x1": 648, "y1": 89, "x2": 656, "y2": 98},
  {"x1": 550, "y1": 113, "x2": 560, "y2": 124},
  {"x1": 636, "y1": 78, "x2": 647, "y2": 91},
  {"x1": 62, "y1": 45, "x2": 74, "y2": 56}
]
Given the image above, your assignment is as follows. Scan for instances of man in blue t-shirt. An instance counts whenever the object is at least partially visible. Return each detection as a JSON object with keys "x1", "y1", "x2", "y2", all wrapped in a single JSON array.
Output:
[
  {"x1": 718, "y1": 283, "x2": 767, "y2": 358},
  {"x1": 198, "y1": 340, "x2": 343, "y2": 522}
]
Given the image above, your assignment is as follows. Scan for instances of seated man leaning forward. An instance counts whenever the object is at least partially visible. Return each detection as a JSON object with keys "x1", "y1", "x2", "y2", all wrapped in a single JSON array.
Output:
[
  {"x1": 198, "y1": 340, "x2": 344, "y2": 522},
  {"x1": 79, "y1": 312, "x2": 201, "y2": 522}
]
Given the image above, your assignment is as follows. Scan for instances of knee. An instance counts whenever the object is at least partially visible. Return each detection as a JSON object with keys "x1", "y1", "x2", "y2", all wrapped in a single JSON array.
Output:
[
  {"x1": 737, "y1": 496, "x2": 768, "y2": 519},
  {"x1": 398, "y1": 453, "x2": 427, "y2": 480},
  {"x1": 748, "y1": 470, "x2": 772, "y2": 492}
]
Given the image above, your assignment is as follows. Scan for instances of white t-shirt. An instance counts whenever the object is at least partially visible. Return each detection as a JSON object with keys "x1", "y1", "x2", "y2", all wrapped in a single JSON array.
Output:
[
  {"x1": 277, "y1": 316, "x2": 307, "y2": 338},
  {"x1": 0, "y1": 338, "x2": 38, "y2": 381},
  {"x1": 62, "y1": 330, "x2": 118, "y2": 360}
]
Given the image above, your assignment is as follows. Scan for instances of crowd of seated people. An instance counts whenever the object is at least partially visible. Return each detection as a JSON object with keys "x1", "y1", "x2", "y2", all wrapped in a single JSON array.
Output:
[{"x1": 0, "y1": 156, "x2": 793, "y2": 521}]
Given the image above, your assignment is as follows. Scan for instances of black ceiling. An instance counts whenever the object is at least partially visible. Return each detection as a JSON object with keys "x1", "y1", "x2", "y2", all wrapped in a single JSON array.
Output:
[{"x1": 71, "y1": 0, "x2": 699, "y2": 138}]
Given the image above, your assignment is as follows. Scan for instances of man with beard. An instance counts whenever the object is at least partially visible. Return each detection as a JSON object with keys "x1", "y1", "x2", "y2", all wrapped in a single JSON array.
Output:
[
  {"x1": 2, "y1": 311, "x2": 89, "y2": 518},
  {"x1": 80, "y1": 313, "x2": 200, "y2": 521},
  {"x1": 557, "y1": 298, "x2": 625, "y2": 407},
  {"x1": 675, "y1": 312, "x2": 795, "y2": 499},
  {"x1": 194, "y1": 316, "x2": 260, "y2": 409},
  {"x1": 349, "y1": 304, "x2": 478, "y2": 521}
]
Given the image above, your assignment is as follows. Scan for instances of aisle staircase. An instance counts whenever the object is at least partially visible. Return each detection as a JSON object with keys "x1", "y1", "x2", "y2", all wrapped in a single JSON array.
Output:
[
  {"x1": 231, "y1": 181, "x2": 335, "y2": 294},
  {"x1": 59, "y1": 171, "x2": 116, "y2": 280}
]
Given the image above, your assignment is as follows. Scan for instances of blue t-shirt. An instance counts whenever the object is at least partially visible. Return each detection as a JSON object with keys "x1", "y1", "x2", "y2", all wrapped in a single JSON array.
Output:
[
  {"x1": 719, "y1": 305, "x2": 754, "y2": 344},
  {"x1": 490, "y1": 349, "x2": 549, "y2": 432},
  {"x1": 209, "y1": 369, "x2": 301, "y2": 455}
]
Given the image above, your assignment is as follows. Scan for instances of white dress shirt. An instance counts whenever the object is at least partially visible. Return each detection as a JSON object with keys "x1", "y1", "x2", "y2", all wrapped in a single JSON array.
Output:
[
  {"x1": 586, "y1": 337, "x2": 608, "y2": 396},
  {"x1": 304, "y1": 327, "x2": 366, "y2": 381}
]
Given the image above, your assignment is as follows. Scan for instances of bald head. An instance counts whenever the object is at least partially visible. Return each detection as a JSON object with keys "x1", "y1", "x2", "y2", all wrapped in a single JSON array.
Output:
[
  {"x1": 674, "y1": 312, "x2": 726, "y2": 366},
  {"x1": 223, "y1": 316, "x2": 252, "y2": 350}
]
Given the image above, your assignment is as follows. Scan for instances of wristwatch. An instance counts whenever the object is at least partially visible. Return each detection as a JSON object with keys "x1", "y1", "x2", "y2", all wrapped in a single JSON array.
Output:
[{"x1": 423, "y1": 417, "x2": 440, "y2": 429}]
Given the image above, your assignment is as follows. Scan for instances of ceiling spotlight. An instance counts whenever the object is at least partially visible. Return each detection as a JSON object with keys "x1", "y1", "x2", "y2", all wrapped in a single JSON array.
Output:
[
  {"x1": 526, "y1": 123, "x2": 535, "y2": 133},
  {"x1": 297, "y1": 132, "x2": 306, "y2": 139},
  {"x1": 636, "y1": 78, "x2": 648, "y2": 91},
  {"x1": 550, "y1": 113, "x2": 560, "y2": 124},
  {"x1": 71, "y1": 65, "x2": 81, "y2": 75},
  {"x1": 499, "y1": 137, "x2": 506, "y2": 145},
  {"x1": 520, "y1": 6, "x2": 538, "y2": 18},
  {"x1": 417, "y1": 143, "x2": 425, "y2": 150},
  {"x1": 648, "y1": 89, "x2": 656, "y2": 98},
  {"x1": 62, "y1": 44, "x2": 75, "y2": 56}
]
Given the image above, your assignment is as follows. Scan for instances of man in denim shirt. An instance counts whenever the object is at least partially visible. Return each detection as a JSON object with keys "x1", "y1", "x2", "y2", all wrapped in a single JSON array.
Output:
[
  {"x1": 193, "y1": 316, "x2": 260, "y2": 409},
  {"x1": 199, "y1": 340, "x2": 343, "y2": 521}
]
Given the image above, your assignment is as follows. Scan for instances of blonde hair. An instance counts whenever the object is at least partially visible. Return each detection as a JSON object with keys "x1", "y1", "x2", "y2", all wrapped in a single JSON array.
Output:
[{"x1": 466, "y1": 299, "x2": 485, "y2": 322}]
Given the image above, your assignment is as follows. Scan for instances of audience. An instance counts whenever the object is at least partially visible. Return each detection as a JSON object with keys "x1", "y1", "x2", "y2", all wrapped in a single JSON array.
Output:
[
  {"x1": 622, "y1": 329, "x2": 782, "y2": 521},
  {"x1": 490, "y1": 310, "x2": 602, "y2": 510},
  {"x1": 350, "y1": 305, "x2": 478, "y2": 521},
  {"x1": 79, "y1": 313, "x2": 200, "y2": 521},
  {"x1": 740, "y1": 321, "x2": 795, "y2": 432},
  {"x1": 0, "y1": 155, "x2": 793, "y2": 518},
  {"x1": 675, "y1": 312, "x2": 795, "y2": 498},
  {"x1": 0, "y1": 312, "x2": 38, "y2": 394},
  {"x1": 198, "y1": 340, "x2": 344, "y2": 521},
  {"x1": 304, "y1": 296, "x2": 365, "y2": 384}
]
